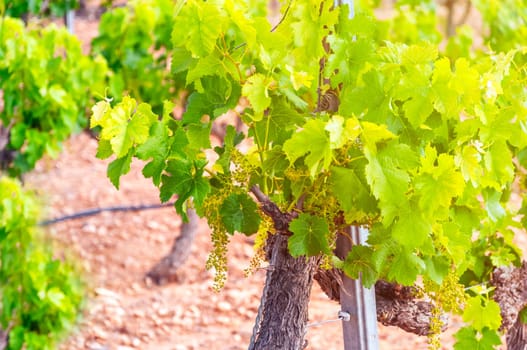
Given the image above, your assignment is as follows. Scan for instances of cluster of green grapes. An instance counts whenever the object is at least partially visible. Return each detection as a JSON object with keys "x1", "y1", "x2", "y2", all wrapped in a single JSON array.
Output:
[
  {"x1": 203, "y1": 148, "x2": 260, "y2": 290},
  {"x1": 314, "y1": 191, "x2": 341, "y2": 269},
  {"x1": 424, "y1": 270, "x2": 466, "y2": 349},
  {"x1": 284, "y1": 166, "x2": 309, "y2": 183},
  {"x1": 203, "y1": 190, "x2": 232, "y2": 292},
  {"x1": 230, "y1": 148, "x2": 256, "y2": 185},
  {"x1": 244, "y1": 215, "x2": 273, "y2": 277}
]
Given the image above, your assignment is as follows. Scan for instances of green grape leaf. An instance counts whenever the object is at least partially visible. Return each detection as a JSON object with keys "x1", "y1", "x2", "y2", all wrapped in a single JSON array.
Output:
[
  {"x1": 457, "y1": 144, "x2": 483, "y2": 185},
  {"x1": 95, "y1": 139, "x2": 113, "y2": 160},
  {"x1": 370, "y1": 231, "x2": 399, "y2": 272},
  {"x1": 8, "y1": 123, "x2": 26, "y2": 149},
  {"x1": 172, "y1": 0, "x2": 224, "y2": 58},
  {"x1": 159, "y1": 160, "x2": 195, "y2": 202},
  {"x1": 184, "y1": 76, "x2": 241, "y2": 123},
  {"x1": 441, "y1": 220, "x2": 471, "y2": 265},
  {"x1": 107, "y1": 151, "x2": 133, "y2": 189},
  {"x1": 326, "y1": 32, "x2": 375, "y2": 86},
  {"x1": 186, "y1": 123, "x2": 212, "y2": 153},
  {"x1": 172, "y1": 47, "x2": 195, "y2": 73},
  {"x1": 169, "y1": 128, "x2": 191, "y2": 159},
  {"x1": 454, "y1": 327, "x2": 501, "y2": 350},
  {"x1": 423, "y1": 256, "x2": 450, "y2": 285},
  {"x1": 329, "y1": 166, "x2": 376, "y2": 217},
  {"x1": 451, "y1": 58, "x2": 480, "y2": 105},
  {"x1": 489, "y1": 247, "x2": 517, "y2": 267},
  {"x1": 401, "y1": 44, "x2": 438, "y2": 66},
  {"x1": 432, "y1": 57, "x2": 459, "y2": 117},
  {"x1": 136, "y1": 122, "x2": 170, "y2": 186},
  {"x1": 520, "y1": 308, "x2": 527, "y2": 324},
  {"x1": 360, "y1": 122, "x2": 396, "y2": 153},
  {"x1": 342, "y1": 245, "x2": 378, "y2": 288},
  {"x1": 394, "y1": 65, "x2": 434, "y2": 128},
  {"x1": 387, "y1": 250, "x2": 425, "y2": 286},
  {"x1": 252, "y1": 96, "x2": 304, "y2": 146},
  {"x1": 46, "y1": 287, "x2": 66, "y2": 309},
  {"x1": 403, "y1": 94, "x2": 434, "y2": 128},
  {"x1": 463, "y1": 297, "x2": 502, "y2": 331},
  {"x1": 7, "y1": 326, "x2": 24, "y2": 350},
  {"x1": 262, "y1": 147, "x2": 289, "y2": 178},
  {"x1": 483, "y1": 140, "x2": 514, "y2": 189},
  {"x1": 242, "y1": 73, "x2": 272, "y2": 116},
  {"x1": 48, "y1": 85, "x2": 67, "y2": 107},
  {"x1": 483, "y1": 188, "x2": 506, "y2": 223},
  {"x1": 339, "y1": 70, "x2": 390, "y2": 123},
  {"x1": 186, "y1": 53, "x2": 225, "y2": 88},
  {"x1": 160, "y1": 159, "x2": 210, "y2": 216},
  {"x1": 290, "y1": 0, "x2": 339, "y2": 64},
  {"x1": 183, "y1": 93, "x2": 211, "y2": 123},
  {"x1": 98, "y1": 98, "x2": 157, "y2": 157},
  {"x1": 288, "y1": 213, "x2": 331, "y2": 257},
  {"x1": 220, "y1": 193, "x2": 261, "y2": 235},
  {"x1": 325, "y1": 115, "x2": 361, "y2": 149},
  {"x1": 391, "y1": 202, "x2": 431, "y2": 248},
  {"x1": 364, "y1": 142, "x2": 411, "y2": 225},
  {"x1": 90, "y1": 100, "x2": 110, "y2": 129},
  {"x1": 415, "y1": 148, "x2": 464, "y2": 218},
  {"x1": 283, "y1": 119, "x2": 332, "y2": 177},
  {"x1": 224, "y1": 0, "x2": 257, "y2": 48}
]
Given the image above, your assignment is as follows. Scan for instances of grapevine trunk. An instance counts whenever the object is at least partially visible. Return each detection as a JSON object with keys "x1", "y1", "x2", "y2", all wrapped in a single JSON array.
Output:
[{"x1": 249, "y1": 234, "x2": 318, "y2": 350}]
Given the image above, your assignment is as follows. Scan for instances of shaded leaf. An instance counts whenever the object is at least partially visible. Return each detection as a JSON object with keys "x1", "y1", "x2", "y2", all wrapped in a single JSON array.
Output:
[{"x1": 288, "y1": 213, "x2": 331, "y2": 257}]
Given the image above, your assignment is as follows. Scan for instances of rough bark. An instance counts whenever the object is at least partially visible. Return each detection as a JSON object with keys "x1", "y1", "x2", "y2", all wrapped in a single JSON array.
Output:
[
  {"x1": 247, "y1": 185, "x2": 319, "y2": 350},
  {"x1": 315, "y1": 260, "x2": 527, "y2": 342},
  {"x1": 492, "y1": 261, "x2": 527, "y2": 350},
  {"x1": 145, "y1": 209, "x2": 199, "y2": 285},
  {"x1": 507, "y1": 317, "x2": 527, "y2": 350},
  {"x1": 493, "y1": 261, "x2": 527, "y2": 331},
  {"x1": 314, "y1": 269, "x2": 448, "y2": 336},
  {"x1": 249, "y1": 234, "x2": 318, "y2": 350},
  {"x1": 375, "y1": 291, "x2": 448, "y2": 336}
]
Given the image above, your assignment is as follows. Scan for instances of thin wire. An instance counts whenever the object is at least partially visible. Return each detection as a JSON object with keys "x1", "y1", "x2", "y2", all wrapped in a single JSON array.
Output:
[
  {"x1": 306, "y1": 318, "x2": 342, "y2": 328},
  {"x1": 306, "y1": 311, "x2": 351, "y2": 328}
]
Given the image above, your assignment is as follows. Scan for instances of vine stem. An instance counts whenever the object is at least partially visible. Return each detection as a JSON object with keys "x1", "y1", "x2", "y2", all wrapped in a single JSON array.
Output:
[
  {"x1": 270, "y1": 0, "x2": 293, "y2": 32},
  {"x1": 220, "y1": 34, "x2": 245, "y2": 83}
]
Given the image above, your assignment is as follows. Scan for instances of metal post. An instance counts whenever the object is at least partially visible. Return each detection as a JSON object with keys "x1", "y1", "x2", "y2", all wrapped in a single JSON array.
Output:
[
  {"x1": 333, "y1": 0, "x2": 379, "y2": 348},
  {"x1": 64, "y1": 2, "x2": 75, "y2": 34},
  {"x1": 336, "y1": 227, "x2": 379, "y2": 349}
]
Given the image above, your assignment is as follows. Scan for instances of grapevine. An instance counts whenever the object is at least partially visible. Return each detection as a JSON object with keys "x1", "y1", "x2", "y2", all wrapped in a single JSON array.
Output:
[
  {"x1": 0, "y1": 178, "x2": 84, "y2": 350},
  {"x1": 0, "y1": 0, "x2": 79, "y2": 18},
  {"x1": 90, "y1": 0, "x2": 527, "y2": 347},
  {"x1": 90, "y1": 0, "x2": 177, "y2": 114},
  {"x1": 0, "y1": 17, "x2": 107, "y2": 176}
]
